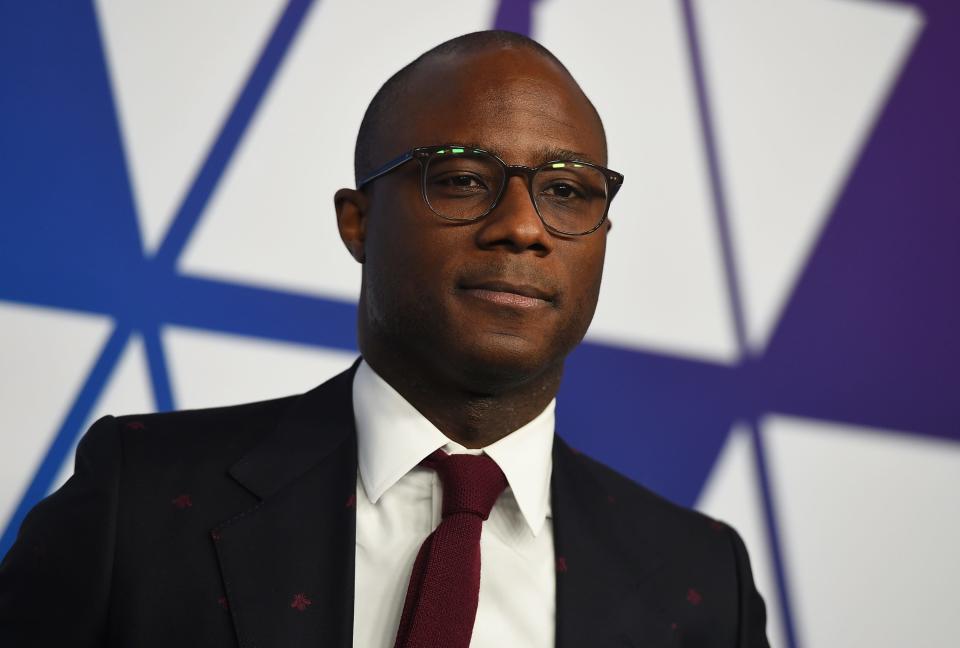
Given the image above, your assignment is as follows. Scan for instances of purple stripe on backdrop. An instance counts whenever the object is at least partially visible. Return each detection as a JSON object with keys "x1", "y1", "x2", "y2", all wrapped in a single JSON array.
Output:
[
  {"x1": 493, "y1": 0, "x2": 538, "y2": 35},
  {"x1": 761, "y1": 0, "x2": 960, "y2": 442}
]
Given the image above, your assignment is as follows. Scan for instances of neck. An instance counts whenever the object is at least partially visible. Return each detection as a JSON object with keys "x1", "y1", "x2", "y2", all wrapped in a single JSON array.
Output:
[{"x1": 362, "y1": 352, "x2": 561, "y2": 449}]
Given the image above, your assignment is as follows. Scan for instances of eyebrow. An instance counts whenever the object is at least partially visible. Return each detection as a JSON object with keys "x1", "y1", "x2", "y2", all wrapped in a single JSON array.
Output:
[
  {"x1": 458, "y1": 142, "x2": 601, "y2": 167},
  {"x1": 540, "y1": 147, "x2": 601, "y2": 166}
]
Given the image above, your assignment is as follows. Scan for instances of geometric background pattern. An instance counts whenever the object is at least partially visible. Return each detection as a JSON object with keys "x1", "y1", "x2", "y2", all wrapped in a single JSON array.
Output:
[{"x1": 2, "y1": 1, "x2": 958, "y2": 645}]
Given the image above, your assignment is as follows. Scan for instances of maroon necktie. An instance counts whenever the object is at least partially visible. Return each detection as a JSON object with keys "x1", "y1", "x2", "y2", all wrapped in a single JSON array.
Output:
[{"x1": 393, "y1": 450, "x2": 508, "y2": 648}]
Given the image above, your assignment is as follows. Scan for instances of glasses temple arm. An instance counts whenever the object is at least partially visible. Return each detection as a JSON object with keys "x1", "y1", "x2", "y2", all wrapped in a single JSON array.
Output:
[{"x1": 357, "y1": 151, "x2": 415, "y2": 188}]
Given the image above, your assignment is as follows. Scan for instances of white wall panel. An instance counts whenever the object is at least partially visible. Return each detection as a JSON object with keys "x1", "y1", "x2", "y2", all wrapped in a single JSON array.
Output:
[
  {"x1": 537, "y1": 0, "x2": 738, "y2": 362},
  {"x1": 95, "y1": 0, "x2": 287, "y2": 252},
  {"x1": 164, "y1": 326, "x2": 356, "y2": 410},
  {"x1": 0, "y1": 303, "x2": 112, "y2": 530},
  {"x1": 765, "y1": 415, "x2": 960, "y2": 648},
  {"x1": 47, "y1": 333, "x2": 155, "y2": 493},
  {"x1": 697, "y1": 424, "x2": 786, "y2": 648}
]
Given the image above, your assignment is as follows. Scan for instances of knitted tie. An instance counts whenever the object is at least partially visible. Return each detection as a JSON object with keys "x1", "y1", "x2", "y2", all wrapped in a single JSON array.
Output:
[{"x1": 393, "y1": 450, "x2": 508, "y2": 648}]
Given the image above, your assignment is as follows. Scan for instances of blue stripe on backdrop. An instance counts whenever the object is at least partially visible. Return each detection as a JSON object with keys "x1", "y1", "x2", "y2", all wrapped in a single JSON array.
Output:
[
  {"x1": 0, "y1": 0, "x2": 138, "y2": 555},
  {"x1": 0, "y1": 0, "x2": 321, "y2": 556},
  {"x1": 152, "y1": 0, "x2": 318, "y2": 268}
]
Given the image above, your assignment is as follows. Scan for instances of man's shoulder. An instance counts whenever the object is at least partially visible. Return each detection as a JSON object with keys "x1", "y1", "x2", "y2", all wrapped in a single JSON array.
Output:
[
  {"x1": 561, "y1": 442, "x2": 733, "y2": 547},
  {"x1": 78, "y1": 394, "x2": 301, "y2": 474},
  {"x1": 113, "y1": 393, "x2": 300, "y2": 441},
  {"x1": 556, "y1": 444, "x2": 769, "y2": 645},
  {"x1": 92, "y1": 362, "x2": 358, "y2": 478}
]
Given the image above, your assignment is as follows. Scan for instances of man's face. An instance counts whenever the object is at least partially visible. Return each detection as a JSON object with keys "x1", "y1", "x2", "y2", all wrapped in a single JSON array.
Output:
[{"x1": 359, "y1": 47, "x2": 610, "y2": 391}]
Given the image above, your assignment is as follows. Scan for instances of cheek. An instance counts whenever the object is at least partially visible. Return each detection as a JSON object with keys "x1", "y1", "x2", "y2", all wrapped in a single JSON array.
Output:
[
  {"x1": 569, "y1": 234, "x2": 607, "y2": 293},
  {"x1": 562, "y1": 240, "x2": 607, "y2": 334},
  {"x1": 363, "y1": 208, "x2": 413, "y2": 316},
  {"x1": 363, "y1": 208, "x2": 457, "y2": 327}
]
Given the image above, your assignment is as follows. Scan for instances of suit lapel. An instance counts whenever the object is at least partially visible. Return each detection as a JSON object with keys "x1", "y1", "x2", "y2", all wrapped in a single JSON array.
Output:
[
  {"x1": 551, "y1": 436, "x2": 676, "y2": 647},
  {"x1": 213, "y1": 364, "x2": 359, "y2": 648}
]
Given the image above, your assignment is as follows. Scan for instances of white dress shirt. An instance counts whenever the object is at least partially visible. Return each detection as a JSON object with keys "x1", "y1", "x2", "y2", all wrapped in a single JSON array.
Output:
[{"x1": 351, "y1": 360, "x2": 556, "y2": 648}]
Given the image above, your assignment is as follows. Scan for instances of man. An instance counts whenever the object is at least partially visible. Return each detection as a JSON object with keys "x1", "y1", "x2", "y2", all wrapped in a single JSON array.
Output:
[{"x1": 0, "y1": 30, "x2": 769, "y2": 647}]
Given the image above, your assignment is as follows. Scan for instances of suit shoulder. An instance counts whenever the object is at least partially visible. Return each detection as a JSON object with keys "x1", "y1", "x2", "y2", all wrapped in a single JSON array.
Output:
[
  {"x1": 114, "y1": 394, "x2": 297, "y2": 436},
  {"x1": 564, "y1": 447, "x2": 770, "y2": 644},
  {"x1": 102, "y1": 394, "x2": 301, "y2": 470},
  {"x1": 570, "y1": 447, "x2": 725, "y2": 536}
]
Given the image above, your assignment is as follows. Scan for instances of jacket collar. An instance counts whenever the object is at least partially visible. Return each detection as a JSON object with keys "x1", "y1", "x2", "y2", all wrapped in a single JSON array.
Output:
[{"x1": 227, "y1": 359, "x2": 360, "y2": 501}]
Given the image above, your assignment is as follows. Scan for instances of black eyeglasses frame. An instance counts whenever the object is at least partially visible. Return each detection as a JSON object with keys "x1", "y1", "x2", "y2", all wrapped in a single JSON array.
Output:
[{"x1": 357, "y1": 145, "x2": 624, "y2": 236}]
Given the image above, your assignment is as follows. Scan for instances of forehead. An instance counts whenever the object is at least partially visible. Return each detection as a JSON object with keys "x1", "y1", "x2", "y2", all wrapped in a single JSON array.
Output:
[{"x1": 384, "y1": 48, "x2": 606, "y2": 167}]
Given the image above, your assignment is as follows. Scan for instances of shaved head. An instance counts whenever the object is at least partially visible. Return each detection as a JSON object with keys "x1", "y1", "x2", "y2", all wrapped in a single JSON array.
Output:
[{"x1": 353, "y1": 30, "x2": 606, "y2": 186}]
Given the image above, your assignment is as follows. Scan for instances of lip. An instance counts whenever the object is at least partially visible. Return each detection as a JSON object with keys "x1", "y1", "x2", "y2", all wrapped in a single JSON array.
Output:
[{"x1": 458, "y1": 280, "x2": 555, "y2": 309}]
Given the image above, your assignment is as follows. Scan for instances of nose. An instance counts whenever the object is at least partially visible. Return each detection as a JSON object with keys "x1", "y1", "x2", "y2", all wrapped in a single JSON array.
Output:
[{"x1": 474, "y1": 176, "x2": 553, "y2": 255}]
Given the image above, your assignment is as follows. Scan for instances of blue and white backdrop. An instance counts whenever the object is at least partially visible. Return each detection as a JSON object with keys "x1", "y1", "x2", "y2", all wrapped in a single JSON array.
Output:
[{"x1": 2, "y1": 1, "x2": 958, "y2": 646}]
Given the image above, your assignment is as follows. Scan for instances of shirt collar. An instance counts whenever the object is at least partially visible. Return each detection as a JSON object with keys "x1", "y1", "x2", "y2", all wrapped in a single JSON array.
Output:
[{"x1": 352, "y1": 359, "x2": 555, "y2": 536}]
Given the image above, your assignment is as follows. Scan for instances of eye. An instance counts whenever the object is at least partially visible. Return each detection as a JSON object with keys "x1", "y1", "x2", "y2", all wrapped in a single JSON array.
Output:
[
  {"x1": 443, "y1": 174, "x2": 484, "y2": 189},
  {"x1": 541, "y1": 181, "x2": 585, "y2": 200},
  {"x1": 429, "y1": 172, "x2": 491, "y2": 195}
]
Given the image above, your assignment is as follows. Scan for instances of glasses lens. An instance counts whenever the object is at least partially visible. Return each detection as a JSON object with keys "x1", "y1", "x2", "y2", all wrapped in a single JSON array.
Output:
[
  {"x1": 423, "y1": 149, "x2": 504, "y2": 220},
  {"x1": 533, "y1": 163, "x2": 609, "y2": 235}
]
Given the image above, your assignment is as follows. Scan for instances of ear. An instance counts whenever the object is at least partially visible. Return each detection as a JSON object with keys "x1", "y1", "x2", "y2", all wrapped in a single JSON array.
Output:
[{"x1": 334, "y1": 188, "x2": 369, "y2": 263}]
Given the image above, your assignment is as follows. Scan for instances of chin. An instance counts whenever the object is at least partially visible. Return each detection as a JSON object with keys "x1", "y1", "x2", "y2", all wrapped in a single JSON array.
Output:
[{"x1": 441, "y1": 334, "x2": 559, "y2": 394}]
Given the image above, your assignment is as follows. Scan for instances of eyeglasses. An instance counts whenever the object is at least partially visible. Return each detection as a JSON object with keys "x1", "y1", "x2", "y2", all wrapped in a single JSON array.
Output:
[{"x1": 357, "y1": 145, "x2": 624, "y2": 236}]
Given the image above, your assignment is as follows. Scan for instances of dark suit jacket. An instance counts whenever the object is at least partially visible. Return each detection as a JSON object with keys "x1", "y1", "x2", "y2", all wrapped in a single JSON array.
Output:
[{"x1": 0, "y1": 365, "x2": 769, "y2": 647}]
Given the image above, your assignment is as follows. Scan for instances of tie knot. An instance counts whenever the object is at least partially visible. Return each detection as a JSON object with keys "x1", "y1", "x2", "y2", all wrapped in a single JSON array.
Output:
[{"x1": 422, "y1": 450, "x2": 508, "y2": 520}]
